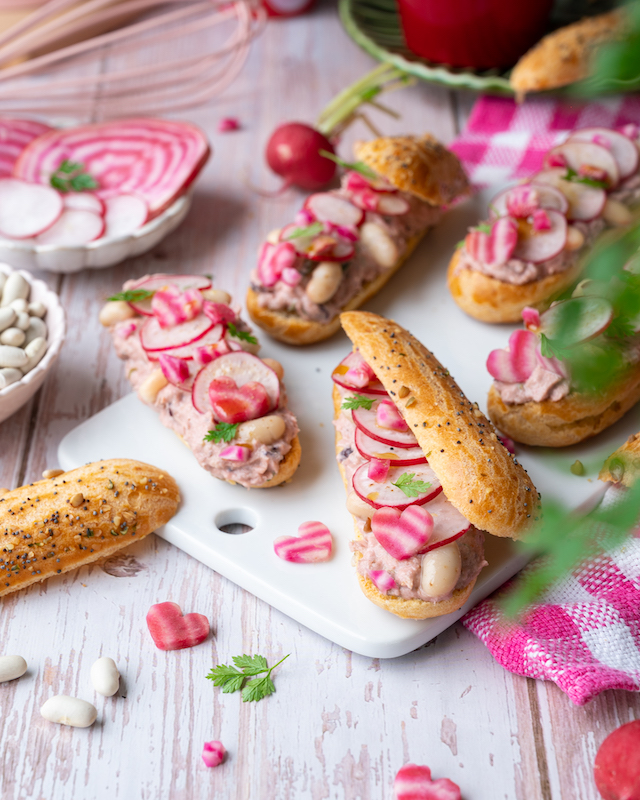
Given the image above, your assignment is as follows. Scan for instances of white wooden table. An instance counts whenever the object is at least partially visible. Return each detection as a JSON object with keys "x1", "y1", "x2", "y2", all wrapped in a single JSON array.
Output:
[{"x1": 1, "y1": 3, "x2": 638, "y2": 798}]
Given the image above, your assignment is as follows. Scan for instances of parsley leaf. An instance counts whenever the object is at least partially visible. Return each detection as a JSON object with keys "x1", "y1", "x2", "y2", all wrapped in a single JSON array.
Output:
[
  {"x1": 50, "y1": 159, "x2": 99, "y2": 193},
  {"x1": 318, "y1": 149, "x2": 377, "y2": 181},
  {"x1": 204, "y1": 422, "x2": 239, "y2": 443},
  {"x1": 563, "y1": 166, "x2": 608, "y2": 189},
  {"x1": 284, "y1": 222, "x2": 323, "y2": 240},
  {"x1": 108, "y1": 288, "x2": 154, "y2": 303},
  {"x1": 227, "y1": 322, "x2": 258, "y2": 345},
  {"x1": 392, "y1": 472, "x2": 431, "y2": 498},
  {"x1": 342, "y1": 394, "x2": 375, "y2": 410},
  {"x1": 206, "y1": 653, "x2": 289, "y2": 703}
]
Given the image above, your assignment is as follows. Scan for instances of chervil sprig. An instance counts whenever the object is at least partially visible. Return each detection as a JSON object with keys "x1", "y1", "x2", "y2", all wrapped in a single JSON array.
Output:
[
  {"x1": 107, "y1": 288, "x2": 154, "y2": 303},
  {"x1": 227, "y1": 323, "x2": 258, "y2": 345},
  {"x1": 50, "y1": 160, "x2": 99, "y2": 193},
  {"x1": 204, "y1": 423, "x2": 239, "y2": 443},
  {"x1": 342, "y1": 394, "x2": 375, "y2": 410},
  {"x1": 392, "y1": 472, "x2": 431, "y2": 498},
  {"x1": 206, "y1": 653, "x2": 290, "y2": 702}
]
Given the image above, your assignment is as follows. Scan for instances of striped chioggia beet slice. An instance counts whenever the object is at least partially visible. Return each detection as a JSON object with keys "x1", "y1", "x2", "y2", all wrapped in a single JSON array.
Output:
[
  {"x1": 486, "y1": 329, "x2": 539, "y2": 384},
  {"x1": 140, "y1": 313, "x2": 214, "y2": 353},
  {"x1": 273, "y1": 521, "x2": 333, "y2": 563},
  {"x1": 202, "y1": 741, "x2": 226, "y2": 768},
  {"x1": 158, "y1": 353, "x2": 190, "y2": 386},
  {"x1": 394, "y1": 763, "x2": 461, "y2": 800},
  {"x1": 36, "y1": 209, "x2": 104, "y2": 245},
  {"x1": 352, "y1": 399, "x2": 419, "y2": 448},
  {"x1": 191, "y1": 352, "x2": 279, "y2": 414},
  {"x1": 489, "y1": 183, "x2": 568, "y2": 218},
  {"x1": 0, "y1": 177, "x2": 63, "y2": 239},
  {"x1": 0, "y1": 118, "x2": 52, "y2": 178},
  {"x1": 354, "y1": 428, "x2": 427, "y2": 466},
  {"x1": 219, "y1": 445, "x2": 252, "y2": 462},
  {"x1": 531, "y1": 168, "x2": 606, "y2": 221},
  {"x1": 127, "y1": 273, "x2": 212, "y2": 316},
  {"x1": 569, "y1": 127, "x2": 639, "y2": 179},
  {"x1": 332, "y1": 350, "x2": 386, "y2": 395},
  {"x1": 367, "y1": 458, "x2": 390, "y2": 482},
  {"x1": 376, "y1": 399, "x2": 409, "y2": 431},
  {"x1": 371, "y1": 504, "x2": 434, "y2": 560},
  {"x1": 352, "y1": 463, "x2": 442, "y2": 511},
  {"x1": 146, "y1": 601, "x2": 209, "y2": 651},
  {"x1": 14, "y1": 118, "x2": 210, "y2": 219},
  {"x1": 368, "y1": 570, "x2": 397, "y2": 593}
]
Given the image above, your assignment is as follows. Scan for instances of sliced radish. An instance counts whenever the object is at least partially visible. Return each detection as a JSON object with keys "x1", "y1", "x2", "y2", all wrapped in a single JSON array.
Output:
[
  {"x1": 490, "y1": 183, "x2": 568, "y2": 218},
  {"x1": 63, "y1": 192, "x2": 105, "y2": 215},
  {"x1": 354, "y1": 428, "x2": 427, "y2": 466},
  {"x1": 36, "y1": 208, "x2": 104, "y2": 245},
  {"x1": 352, "y1": 400, "x2": 420, "y2": 448},
  {"x1": 304, "y1": 192, "x2": 364, "y2": 228},
  {"x1": 376, "y1": 194, "x2": 410, "y2": 215},
  {"x1": 544, "y1": 141, "x2": 619, "y2": 187},
  {"x1": 191, "y1": 352, "x2": 279, "y2": 414},
  {"x1": 532, "y1": 169, "x2": 606, "y2": 222},
  {"x1": 14, "y1": 118, "x2": 210, "y2": 219},
  {"x1": 127, "y1": 274, "x2": 212, "y2": 317},
  {"x1": 512, "y1": 209, "x2": 567, "y2": 263},
  {"x1": 372, "y1": 504, "x2": 434, "y2": 560},
  {"x1": 0, "y1": 118, "x2": 52, "y2": 178},
  {"x1": 539, "y1": 296, "x2": 613, "y2": 346},
  {"x1": 140, "y1": 314, "x2": 214, "y2": 353},
  {"x1": 332, "y1": 351, "x2": 386, "y2": 395},
  {"x1": 569, "y1": 127, "x2": 639, "y2": 179},
  {"x1": 417, "y1": 491, "x2": 471, "y2": 554},
  {"x1": 353, "y1": 463, "x2": 442, "y2": 511},
  {"x1": 0, "y1": 178, "x2": 62, "y2": 239},
  {"x1": 103, "y1": 194, "x2": 149, "y2": 238},
  {"x1": 486, "y1": 329, "x2": 539, "y2": 384}
]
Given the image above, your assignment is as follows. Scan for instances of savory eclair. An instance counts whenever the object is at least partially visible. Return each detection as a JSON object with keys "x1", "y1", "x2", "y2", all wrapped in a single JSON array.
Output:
[
  {"x1": 333, "y1": 311, "x2": 538, "y2": 620},
  {"x1": 100, "y1": 274, "x2": 301, "y2": 488},
  {"x1": 247, "y1": 134, "x2": 469, "y2": 345}
]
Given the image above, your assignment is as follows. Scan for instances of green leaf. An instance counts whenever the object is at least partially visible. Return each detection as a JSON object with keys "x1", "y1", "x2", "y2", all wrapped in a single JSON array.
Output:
[
  {"x1": 227, "y1": 322, "x2": 258, "y2": 345},
  {"x1": 107, "y1": 288, "x2": 154, "y2": 303},
  {"x1": 232, "y1": 653, "x2": 268, "y2": 674},
  {"x1": 284, "y1": 222, "x2": 323, "y2": 240},
  {"x1": 341, "y1": 394, "x2": 375, "y2": 410},
  {"x1": 562, "y1": 166, "x2": 608, "y2": 189},
  {"x1": 391, "y1": 472, "x2": 431, "y2": 498},
  {"x1": 455, "y1": 239, "x2": 466, "y2": 250},
  {"x1": 539, "y1": 333, "x2": 557, "y2": 359},
  {"x1": 242, "y1": 674, "x2": 275, "y2": 703},
  {"x1": 50, "y1": 159, "x2": 99, "y2": 194},
  {"x1": 204, "y1": 423, "x2": 239, "y2": 444},
  {"x1": 318, "y1": 149, "x2": 377, "y2": 181},
  {"x1": 206, "y1": 664, "x2": 245, "y2": 691},
  {"x1": 70, "y1": 173, "x2": 99, "y2": 191}
]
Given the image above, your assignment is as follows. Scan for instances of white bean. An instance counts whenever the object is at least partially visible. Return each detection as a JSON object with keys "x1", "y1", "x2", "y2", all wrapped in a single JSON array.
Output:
[
  {"x1": 261, "y1": 358, "x2": 284, "y2": 380},
  {"x1": 0, "y1": 328, "x2": 25, "y2": 347},
  {"x1": 138, "y1": 369, "x2": 168, "y2": 404},
  {"x1": 346, "y1": 491, "x2": 374, "y2": 520},
  {"x1": 40, "y1": 696, "x2": 97, "y2": 728},
  {"x1": 565, "y1": 226, "x2": 585, "y2": 251},
  {"x1": 27, "y1": 301, "x2": 46, "y2": 318},
  {"x1": 0, "y1": 655, "x2": 27, "y2": 682},
  {"x1": 420, "y1": 543, "x2": 462, "y2": 598},
  {"x1": 10, "y1": 298, "x2": 28, "y2": 314},
  {"x1": 20, "y1": 337, "x2": 47, "y2": 374},
  {"x1": 24, "y1": 317, "x2": 47, "y2": 346},
  {"x1": 200, "y1": 288, "x2": 231, "y2": 305},
  {"x1": 15, "y1": 312, "x2": 30, "y2": 331},
  {"x1": 359, "y1": 222, "x2": 398, "y2": 268},
  {"x1": 0, "y1": 368, "x2": 23, "y2": 389},
  {"x1": 0, "y1": 272, "x2": 5, "y2": 296},
  {"x1": 1, "y1": 273, "x2": 29, "y2": 307},
  {"x1": 305, "y1": 262, "x2": 343, "y2": 304},
  {"x1": 0, "y1": 307, "x2": 15, "y2": 333},
  {"x1": 90, "y1": 656, "x2": 120, "y2": 697},
  {"x1": 98, "y1": 301, "x2": 136, "y2": 327},
  {"x1": 0, "y1": 345, "x2": 28, "y2": 369},
  {"x1": 237, "y1": 414, "x2": 285, "y2": 445},
  {"x1": 603, "y1": 198, "x2": 633, "y2": 227}
]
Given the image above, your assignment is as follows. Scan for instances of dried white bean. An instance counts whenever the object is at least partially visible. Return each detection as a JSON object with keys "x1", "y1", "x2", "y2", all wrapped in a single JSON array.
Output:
[
  {"x1": 0, "y1": 368, "x2": 23, "y2": 389},
  {"x1": 346, "y1": 491, "x2": 374, "y2": 520},
  {"x1": 0, "y1": 272, "x2": 5, "y2": 295},
  {"x1": 0, "y1": 328, "x2": 25, "y2": 347},
  {"x1": 15, "y1": 312, "x2": 29, "y2": 331},
  {"x1": 0, "y1": 307, "x2": 15, "y2": 333},
  {"x1": 200, "y1": 288, "x2": 231, "y2": 305},
  {"x1": 27, "y1": 301, "x2": 46, "y2": 318},
  {"x1": 0, "y1": 655, "x2": 27, "y2": 682},
  {"x1": 566, "y1": 226, "x2": 585, "y2": 251},
  {"x1": 1, "y1": 273, "x2": 29, "y2": 307},
  {"x1": 10, "y1": 299, "x2": 28, "y2": 314},
  {"x1": 24, "y1": 317, "x2": 47, "y2": 345},
  {"x1": 261, "y1": 358, "x2": 284, "y2": 380},
  {"x1": 305, "y1": 262, "x2": 343, "y2": 304},
  {"x1": 0, "y1": 345, "x2": 28, "y2": 369},
  {"x1": 237, "y1": 414, "x2": 285, "y2": 445},
  {"x1": 20, "y1": 337, "x2": 47, "y2": 374},
  {"x1": 138, "y1": 369, "x2": 168, "y2": 404},
  {"x1": 90, "y1": 657, "x2": 120, "y2": 697},
  {"x1": 420, "y1": 543, "x2": 462, "y2": 598},
  {"x1": 40, "y1": 696, "x2": 97, "y2": 728},
  {"x1": 359, "y1": 222, "x2": 398, "y2": 268},
  {"x1": 98, "y1": 301, "x2": 136, "y2": 327},
  {"x1": 603, "y1": 198, "x2": 633, "y2": 227}
]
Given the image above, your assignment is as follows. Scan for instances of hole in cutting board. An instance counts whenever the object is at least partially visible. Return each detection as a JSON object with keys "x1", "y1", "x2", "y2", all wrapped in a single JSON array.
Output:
[{"x1": 215, "y1": 507, "x2": 259, "y2": 535}]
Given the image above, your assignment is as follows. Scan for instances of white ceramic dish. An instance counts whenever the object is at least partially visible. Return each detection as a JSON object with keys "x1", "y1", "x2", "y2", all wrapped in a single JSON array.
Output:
[
  {"x1": 0, "y1": 195, "x2": 191, "y2": 274},
  {"x1": 0, "y1": 264, "x2": 66, "y2": 424}
]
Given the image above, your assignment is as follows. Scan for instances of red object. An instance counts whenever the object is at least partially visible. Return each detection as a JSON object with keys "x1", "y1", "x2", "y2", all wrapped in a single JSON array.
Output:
[
  {"x1": 396, "y1": 0, "x2": 553, "y2": 69},
  {"x1": 594, "y1": 720, "x2": 640, "y2": 800},
  {"x1": 146, "y1": 602, "x2": 210, "y2": 651},
  {"x1": 261, "y1": 0, "x2": 314, "y2": 18},
  {"x1": 394, "y1": 763, "x2": 461, "y2": 800}
]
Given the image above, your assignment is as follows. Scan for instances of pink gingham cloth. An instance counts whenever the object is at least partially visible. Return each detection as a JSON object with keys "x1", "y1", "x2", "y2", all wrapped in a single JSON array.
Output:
[{"x1": 452, "y1": 96, "x2": 640, "y2": 704}]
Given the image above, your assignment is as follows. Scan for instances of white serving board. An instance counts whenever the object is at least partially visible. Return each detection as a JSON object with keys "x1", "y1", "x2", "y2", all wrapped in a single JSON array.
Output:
[{"x1": 58, "y1": 189, "x2": 640, "y2": 658}]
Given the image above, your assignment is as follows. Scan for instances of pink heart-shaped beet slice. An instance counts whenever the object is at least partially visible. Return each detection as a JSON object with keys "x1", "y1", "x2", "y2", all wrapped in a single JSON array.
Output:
[
  {"x1": 273, "y1": 521, "x2": 332, "y2": 563},
  {"x1": 394, "y1": 763, "x2": 461, "y2": 800},
  {"x1": 372, "y1": 505, "x2": 433, "y2": 561},
  {"x1": 465, "y1": 218, "x2": 517, "y2": 267},
  {"x1": 208, "y1": 376, "x2": 270, "y2": 424},
  {"x1": 146, "y1": 601, "x2": 210, "y2": 651},
  {"x1": 486, "y1": 328, "x2": 539, "y2": 384}
]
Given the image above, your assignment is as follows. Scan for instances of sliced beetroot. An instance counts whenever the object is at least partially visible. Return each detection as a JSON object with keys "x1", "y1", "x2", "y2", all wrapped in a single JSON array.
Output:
[
  {"x1": 209, "y1": 376, "x2": 270, "y2": 424},
  {"x1": 63, "y1": 192, "x2": 105, "y2": 215},
  {"x1": 368, "y1": 458, "x2": 390, "y2": 482},
  {"x1": 352, "y1": 463, "x2": 442, "y2": 511},
  {"x1": 490, "y1": 183, "x2": 568, "y2": 218},
  {"x1": 0, "y1": 119, "x2": 52, "y2": 178},
  {"x1": 127, "y1": 273, "x2": 212, "y2": 316},
  {"x1": 146, "y1": 601, "x2": 209, "y2": 651},
  {"x1": 0, "y1": 178, "x2": 62, "y2": 239},
  {"x1": 219, "y1": 444, "x2": 252, "y2": 462},
  {"x1": 368, "y1": 570, "x2": 397, "y2": 593},
  {"x1": 486, "y1": 329, "x2": 539, "y2": 383},
  {"x1": 512, "y1": 209, "x2": 567, "y2": 264},
  {"x1": 532, "y1": 169, "x2": 606, "y2": 221},
  {"x1": 376, "y1": 399, "x2": 409, "y2": 432},
  {"x1": 544, "y1": 141, "x2": 619, "y2": 187},
  {"x1": 394, "y1": 763, "x2": 461, "y2": 800},
  {"x1": 332, "y1": 351, "x2": 386, "y2": 395},
  {"x1": 304, "y1": 192, "x2": 364, "y2": 227},
  {"x1": 140, "y1": 314, "x2": 214, "y2": 353},
  {"x1": 352, "y1": 400, "x2": 420, "y2": 448},
  {"x1": 273, "y1": 521, "x2": 333, "y2": 563},
  {"x1": 158, "y1": 353, "x2": 190, "y2": 386},
  {"x1": 372, "y1": 504, "x2": 434, "y2": 560},
  {"x1": 36, "y1": 208, "x2": 104, "y2": 245},
  {"x1": 593, "y1": 720, "x2": 640, "y2": 800},
  {"x1": 103, "y1": 194, "x2": 149, "y2": 238},
  {"x1": 203, "y1": 302, "x2": 236, "y2": 326},
  {"x1": 354, "y1": 428, "x2": 427, "y2": 466},
  {"x1": 14, "y1": 118, "x2": 210, "y2": 219},
  {"x1": 152, "y1": 285, "x2": 203, "y2": 329},
  {"x1": 465, "y1": 217, "x2": 517, "y2": 266},
  {"x1": 191, "y1": 351, "x2": 279, "y2": 414},
  {"x1": 522, "y1": 306, "x2": 541, "y2": 330},
  {"x1": 569, "y1": 127, "x2": 639, "y2": 179},
  {"x1": 539, "y1": 296, "x2": 614, "y2": 346}
]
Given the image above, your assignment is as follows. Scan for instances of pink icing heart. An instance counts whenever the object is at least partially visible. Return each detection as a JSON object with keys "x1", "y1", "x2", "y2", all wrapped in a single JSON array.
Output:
[
  {"x1": 208, "y1": 376, "x2": 270, "y2": 423},
  {"x1": 394, "y1": 764, "x2": 461, "y2": 800},
  {"x1": 274, "y1": 521, "x2": 332, "y2": 563},
  {"x1": 146, "y1": 601, "x2": 210, "y2": 651},
  {"x1": 372, "y1": 505, "x2": 434, "y2": 561},
  {"x1": 465, "y1": 216, "x2": 518, "y2": 266}
]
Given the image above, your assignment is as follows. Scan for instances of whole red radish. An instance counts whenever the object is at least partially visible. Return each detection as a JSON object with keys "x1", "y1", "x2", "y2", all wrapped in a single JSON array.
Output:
[
  {"x1": 594, "y1": 720, "x2": 640, "y2": 800},
  {"x1": 261, "y1": 0, "x2": 314, "y2": 16},
  {"x1": 265, "y1": 122, "x2": 336, "y2": 191}
]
